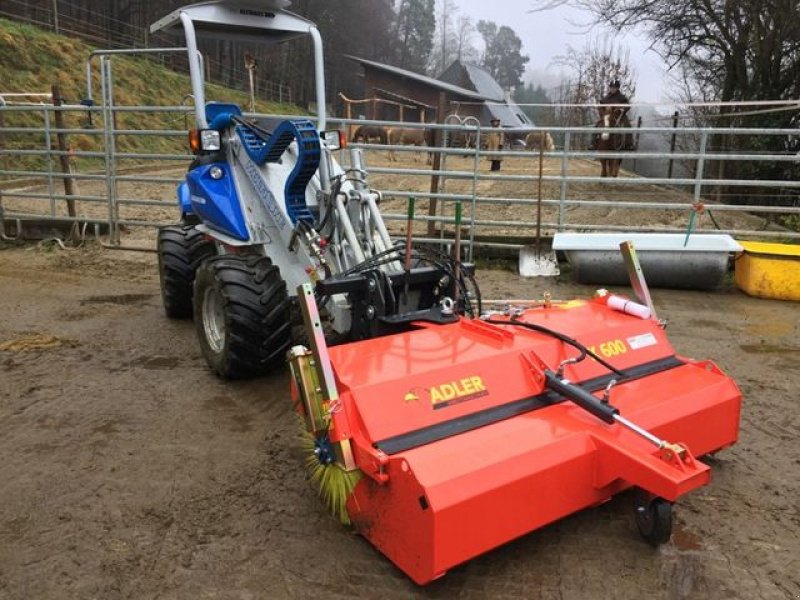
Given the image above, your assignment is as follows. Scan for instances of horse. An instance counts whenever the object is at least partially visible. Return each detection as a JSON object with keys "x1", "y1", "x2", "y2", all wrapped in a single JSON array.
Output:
[
  {"x1": 448, "y1": 129, "x2": 476, "y2": 149},
  {"x1": 524, "y1": 131, "x2": 555, "y2": 152},
  {"x1": 594, "y1": 105, "x2": 627, "y2": 178},
  {"x1": 385, "y1": 126, "x2": 433, "y2": 163},
  {"x1": 350, "y1": 125, "x2": 388, "y2": 145}
]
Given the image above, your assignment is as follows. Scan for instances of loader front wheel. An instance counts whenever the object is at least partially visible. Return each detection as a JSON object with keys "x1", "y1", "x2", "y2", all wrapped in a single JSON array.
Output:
[
  {"x1": 158, "y1": 224, "x2": 215, "y2": 318},
  {"x1": 635, "y1": 496, "x2": 672, "y2": 546},
  {"x1": 193, "y1": 254, "x2": 291, "y2": 379}
]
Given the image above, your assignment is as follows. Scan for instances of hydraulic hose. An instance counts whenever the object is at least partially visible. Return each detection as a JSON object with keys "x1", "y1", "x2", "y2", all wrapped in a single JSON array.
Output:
[{"x1": 483, "y1": 318, "x2": 626, "y2": 377}]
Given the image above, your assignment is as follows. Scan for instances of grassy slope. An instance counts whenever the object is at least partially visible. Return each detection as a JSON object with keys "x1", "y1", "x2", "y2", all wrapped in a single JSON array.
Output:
[{"x1": 0, "y1": 18, "x2": 301, "y2": 172}]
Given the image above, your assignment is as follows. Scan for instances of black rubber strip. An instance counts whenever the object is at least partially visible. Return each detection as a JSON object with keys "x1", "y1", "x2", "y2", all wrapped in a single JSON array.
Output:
[{"x1": 374, "y1": 355, "x2": 685, "y2": 455}]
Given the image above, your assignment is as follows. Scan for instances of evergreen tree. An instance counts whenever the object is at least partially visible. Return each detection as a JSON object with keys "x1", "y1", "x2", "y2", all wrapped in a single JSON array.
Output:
[
  {"x1": 477, "y1": 20, "x2": 529, "y2": 89},
  {"x1": 393, "y1": 0, "x2": 436, "y2": 73}
]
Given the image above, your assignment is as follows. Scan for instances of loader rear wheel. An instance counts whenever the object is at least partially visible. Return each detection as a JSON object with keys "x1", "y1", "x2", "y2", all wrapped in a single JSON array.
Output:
[
  {"x1": 158, "y1": 224, "x2": 215, "y2": 318},
  {"x1": 635, "y1": 496, "x2": 672, "y2": 546},
  {"x1": 193, "y1": 254, "x2": 291, "y2": 379}
]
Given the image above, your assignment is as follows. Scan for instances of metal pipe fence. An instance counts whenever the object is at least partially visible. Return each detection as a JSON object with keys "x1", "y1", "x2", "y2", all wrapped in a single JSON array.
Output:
[
  {"x1": 335, "y1": 116, "x2": 799, "y2": 245},
  {"x1": 1, "y1": 101, "x2": 798, "y2": 250}
]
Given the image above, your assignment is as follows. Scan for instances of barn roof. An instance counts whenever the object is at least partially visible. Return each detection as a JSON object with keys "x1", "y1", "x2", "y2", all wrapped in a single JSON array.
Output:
[
  {"x1": 345, "y1": 55, "x2": 489, "y2": 101},
  {"x1": 461, "y1": 63, "x2": 506, "y2": 102},
  {"x1": 440, "y1": 60, "x2": 534, "y2": 128}
]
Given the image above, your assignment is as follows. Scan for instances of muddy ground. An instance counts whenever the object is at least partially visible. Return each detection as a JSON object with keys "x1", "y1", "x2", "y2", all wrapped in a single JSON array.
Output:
[{"x1": 0, "y1": 242, "x2": 798, "y2": 600}]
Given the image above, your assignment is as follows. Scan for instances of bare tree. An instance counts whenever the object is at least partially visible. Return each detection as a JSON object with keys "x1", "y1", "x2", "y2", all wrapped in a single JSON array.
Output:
[
  {"x1": 531, "y1": 0, "x2": 800, "y2": 213},
  {"x1": 553, "y1": 36, "x2": 637, "y2": 104},
  {"x1": 550, "y1": 35, "x2": 637, "y2": 145},
  {"x1": 454, "y1": 16, "x2": 479, "y2": 64},
  {"x1": 529, "y1": 0, "x2": 799, "y2": 103},
  {"x1": 428, "y1": 0, "x2": 479, "y2": 75}
]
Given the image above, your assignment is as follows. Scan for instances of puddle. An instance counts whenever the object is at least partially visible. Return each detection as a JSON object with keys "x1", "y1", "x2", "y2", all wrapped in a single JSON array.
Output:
[
  {"x1": 743, "y1": 321, "x2": 795, "y2": 337},
  {"x1": 739, "y1": 343, "x2": 798, "y2": 355},
  {"x1": 229, "y1": 413, "x2": 254, "y2": 433},
  {"x1": 92, "y1": 419, "x2": 123, "y2": 436},
  {"x1": 203, "y1": 394, "x2": 236, "y2": 410},
  {"x1": 81, "y1": 293, "x2": 154, "y2": 306},
  {"x1": 672, "y1": 523, "x2": 703, "y2": 551},
  {"x1": 128, "y1": 355, "x2": 180, "y2": 370},
  {"x1": 688, "y1": 319, "x2": 719, "y2": 329},
  {"x1": 59, "y1": 309, "x2": 93, "y2": 322}
]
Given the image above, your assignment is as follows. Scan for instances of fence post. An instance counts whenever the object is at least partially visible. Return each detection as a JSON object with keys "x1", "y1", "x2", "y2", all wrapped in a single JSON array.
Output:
[
  {"x1": 427, "y1": 91, "x2": 447, "y2": 237},
  {"x1": 344, "y1": 102, "x2": 353, "y2": 144},
  {"x1": 100, "y1": 57, "x2": 119, "y2": 245},
  {"x1": 631, "y1": 115, "x2": 643, "y2": 171},
  {"x1": 51, "y1": 85, "x2": 77, "y2": 219},
  {"x1": 52, "y1": 0, "x2": 59, "y2": 34},
  {"x1": 0, "y1": 101, "x2": 4, "y2": 237},
  {"x1": 558, "y1": 131, "x2": 571, "y2": 230},
  {"x1": 667, "y1": 110, "x2": 679, "y2": 179},
  {"x1": 714, "y1": 126, "x2": 728, "y2": 204},
  {"x1": 245, "y1": 53, "x2": 257, "y2": 112},
  {"x1": 467, "y1": 121, "x2": 481, "y2": 262},
  {"x1": 694, "y1": 131, "x2": 708, "y2": 202},
  {"x1": 0, "y1": 99, "x2": 4, "y2": 162},
  {"x1": 42, "y1": 107, "x2": 56, "y2": 217}
]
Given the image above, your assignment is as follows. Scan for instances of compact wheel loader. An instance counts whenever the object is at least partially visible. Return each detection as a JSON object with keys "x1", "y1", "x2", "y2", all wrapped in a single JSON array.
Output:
[{"x1": 153, "y1": 1, "x2": 741, "y2": 585}]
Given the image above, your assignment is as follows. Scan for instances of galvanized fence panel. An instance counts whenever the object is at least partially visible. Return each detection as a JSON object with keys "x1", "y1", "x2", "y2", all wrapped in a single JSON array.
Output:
[
  {"x1": 329, "y1": 117, "x2": 800, "y2": 251},
  {"x1": 1, "y1": 102, "x2": 799, "y2": 252}
]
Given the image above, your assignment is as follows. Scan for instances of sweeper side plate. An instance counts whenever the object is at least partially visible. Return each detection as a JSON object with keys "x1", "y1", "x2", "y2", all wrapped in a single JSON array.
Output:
[{"x1": 324, "y1": 300, "x2": 741, "y2": 584}]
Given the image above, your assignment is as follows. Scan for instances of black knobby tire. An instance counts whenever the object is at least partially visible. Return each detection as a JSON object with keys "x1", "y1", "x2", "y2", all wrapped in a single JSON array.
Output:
[
  {"x1": 635, "y1": 497, "x2": 673, "y2": 546},
  {"x1": 193, "y1": 254, "x2": 291, "y2": 379},
  {"x1": 158, "y1": 225, "x2": 215, "y2": 318}
]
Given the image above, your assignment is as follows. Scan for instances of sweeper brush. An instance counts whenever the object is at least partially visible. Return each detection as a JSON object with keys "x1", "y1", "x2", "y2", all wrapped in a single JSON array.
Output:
[
  {"x1": 289, "y1": 273, "x2": 741, "y2": 585},
  {"x1": 297, "y1": 416, "x2": 362, "y2": 525}
]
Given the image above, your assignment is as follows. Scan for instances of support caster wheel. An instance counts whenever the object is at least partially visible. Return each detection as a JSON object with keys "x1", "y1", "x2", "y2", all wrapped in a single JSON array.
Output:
[{"x1": 635, "y1": 494, "x2": 672, "y2": 546}]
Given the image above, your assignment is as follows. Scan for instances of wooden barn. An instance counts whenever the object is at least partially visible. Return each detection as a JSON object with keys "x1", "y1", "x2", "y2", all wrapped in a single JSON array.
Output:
[
  {"x1": 344, "y1": 55, "x2": 489, "y2": 124},
  {"x1": 344, "y1": 56, "x2": 534, "y2": 133}
]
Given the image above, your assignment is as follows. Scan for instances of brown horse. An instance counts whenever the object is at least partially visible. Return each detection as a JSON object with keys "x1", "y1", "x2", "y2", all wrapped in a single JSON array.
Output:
[
  {"x1": 351, "y1": 125, "x2": 388, "y2": 144},
  {"x1": 386, "y1": 126, "x2": 433, "y2": 162},
  {"x1": 524, "y1": 130, "x2": 555, "y2": 151},
  {"x1": 594, "y1": 106, "x2": 626, "y2": 177}
]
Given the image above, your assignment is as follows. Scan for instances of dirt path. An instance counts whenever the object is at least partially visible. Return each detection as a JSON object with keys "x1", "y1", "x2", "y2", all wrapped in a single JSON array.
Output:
[{"x1": 0, "y1": 244, "x2": 798, "y2": 599}]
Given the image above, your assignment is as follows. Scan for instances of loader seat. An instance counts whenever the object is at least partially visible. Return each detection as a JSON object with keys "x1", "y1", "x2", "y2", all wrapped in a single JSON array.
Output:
[
  {"x1": 205, "y1": 102, "x2": 242, "y2": 131},
  {"x1": 252, "y1": 116, "x2": 285, "y2": 134}
]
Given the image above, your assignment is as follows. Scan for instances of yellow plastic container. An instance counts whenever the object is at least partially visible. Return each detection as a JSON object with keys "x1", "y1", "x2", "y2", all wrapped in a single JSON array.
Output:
[{"x1": 735, "y1": 241, "x2": 800, "y2": 301}]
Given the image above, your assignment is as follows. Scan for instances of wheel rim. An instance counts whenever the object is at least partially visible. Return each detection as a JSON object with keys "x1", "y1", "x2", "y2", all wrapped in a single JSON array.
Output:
[
  {"x1": 202, "y1": 284, "x2": 226, "y2": 354},
  {"x1": 636, "y1": 505, "x2": 655, "y2": 535},
  {"x1": 635, "y1": 497, "x2": 672, "y2": 545}
]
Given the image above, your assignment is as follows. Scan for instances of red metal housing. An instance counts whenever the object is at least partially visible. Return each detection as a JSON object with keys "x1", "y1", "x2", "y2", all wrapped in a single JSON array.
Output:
[{"x1": 324, "y1": 298, "x2": 741, "y2": 584}]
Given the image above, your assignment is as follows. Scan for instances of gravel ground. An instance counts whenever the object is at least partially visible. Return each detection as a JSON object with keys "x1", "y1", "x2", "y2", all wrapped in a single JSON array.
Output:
[{"x1": 0, "y1": 243, "x2": 798, "y2": 599}]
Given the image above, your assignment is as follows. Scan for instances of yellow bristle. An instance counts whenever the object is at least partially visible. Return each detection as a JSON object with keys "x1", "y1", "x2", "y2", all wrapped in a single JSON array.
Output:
[{"x1": 297, "y1": 416, "x2": 362, "y2": 525}]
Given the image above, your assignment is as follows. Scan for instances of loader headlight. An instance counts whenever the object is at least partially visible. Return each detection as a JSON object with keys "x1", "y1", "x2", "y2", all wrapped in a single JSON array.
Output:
[
  {"x1": 200, "y1": 129, "x2": 221, "y2": 151},
  {"x1": 322, "y1": 129, "x2": 346, "y2": 151},
  {"x1": 189, "y1": 128, "x2": 222, "y2": 153},
  {"x1": 209, "y1": 166, "x2": 224, "y2": 180}
]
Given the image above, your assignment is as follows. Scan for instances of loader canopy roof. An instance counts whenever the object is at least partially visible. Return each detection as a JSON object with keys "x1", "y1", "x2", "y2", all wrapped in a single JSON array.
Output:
[{"x1": 150, "y1": 0, "x2": 316, "y2": 44}]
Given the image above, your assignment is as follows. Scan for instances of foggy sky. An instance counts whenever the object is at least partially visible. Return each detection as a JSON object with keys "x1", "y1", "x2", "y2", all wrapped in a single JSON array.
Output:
[{"x1": 452, "y1": 1, "x2": 670, "y2": 105}]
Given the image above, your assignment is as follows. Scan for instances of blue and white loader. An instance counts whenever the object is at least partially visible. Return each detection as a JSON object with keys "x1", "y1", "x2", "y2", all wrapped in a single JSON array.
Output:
[{"x1": 151, "y1": 1, "x2": 478, "y2": 378}]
